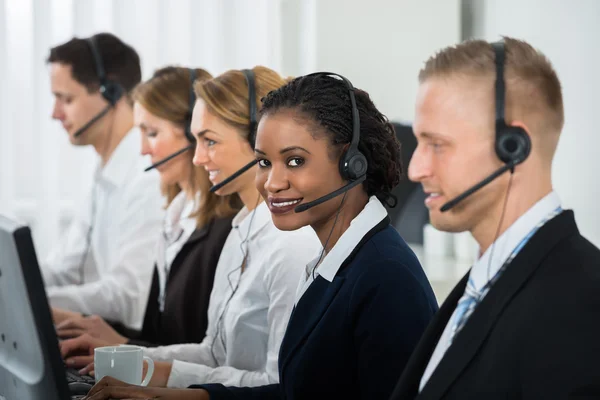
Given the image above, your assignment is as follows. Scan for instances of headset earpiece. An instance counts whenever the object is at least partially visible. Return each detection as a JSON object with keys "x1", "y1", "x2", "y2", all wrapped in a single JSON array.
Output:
[
  {"x1": 86, "y1": 36, "x2": 125, "y2": 106},
  {"x1": 242, "y1": 69, "x2": 258, "y2": 149},
  {"x1": 304, "y1": 72, "x2": 368, "y2": 182},
  {"x1": 184, "y1": 68, "x2": 197, "y2": 143},
  {"x1": 492, "y1": 41, "x2": 531, "y2": 167},
  {"x1": 495, "y1": 124, "x2": 531, "y2": 165},
  {"x1": 99, "y1": 81, "x2": 124, "y2": 106},
  {"x1": 340, "y1": 147, "x2": 368, "y2": 181}
]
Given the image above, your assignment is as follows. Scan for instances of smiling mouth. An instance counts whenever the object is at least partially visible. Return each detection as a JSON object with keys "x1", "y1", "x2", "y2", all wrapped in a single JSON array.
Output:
[
  {"x1": 424, "y1": 192, "x2": 443, "y2": 208},
  {"x1": 272, "y1": 199, "x2": 302, "y2": 207},
  {"x1": 268, "y1": 198, "x2": 303, "y2": 214}
]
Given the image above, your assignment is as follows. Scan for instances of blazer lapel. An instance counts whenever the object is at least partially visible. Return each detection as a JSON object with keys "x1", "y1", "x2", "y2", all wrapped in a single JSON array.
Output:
[
  {"x1": 279, "y1": 216, "x2": 390, "y2": 382},
  {"x1": 391, "y1": 273, "x2": 468, "y2": 399},
  {"x1": 419, "y1": 211, "x2": 578, "y2": 399},
  {"x1": 279, "y1": 275, "x2": 345, "y2": 376},
  {"x1": 185, "y1": 222, "x2": 211, "y2": 245},
  {"x1": 167, "y1": 223, "x2": 211, "y2": 279}
]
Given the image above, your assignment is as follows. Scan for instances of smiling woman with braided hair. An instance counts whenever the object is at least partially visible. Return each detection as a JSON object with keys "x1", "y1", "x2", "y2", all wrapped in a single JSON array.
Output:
[{"x1": 82, "y1": 72, "x2": 438, "y2": 400}]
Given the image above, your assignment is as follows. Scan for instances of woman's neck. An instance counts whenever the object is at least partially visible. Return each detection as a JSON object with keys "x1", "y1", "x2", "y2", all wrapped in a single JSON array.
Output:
[
  {"x1": 312, "y1": 190, "x2": 369, "y2": 253},
  {"x1": 238, "y1": 184, "x2": 263, "y2": 211}
]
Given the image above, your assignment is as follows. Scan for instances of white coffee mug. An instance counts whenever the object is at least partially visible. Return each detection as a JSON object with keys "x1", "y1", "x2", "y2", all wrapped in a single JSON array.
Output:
[{"x1": 94, "y1": 345, "x2": 154, "y2": 386}]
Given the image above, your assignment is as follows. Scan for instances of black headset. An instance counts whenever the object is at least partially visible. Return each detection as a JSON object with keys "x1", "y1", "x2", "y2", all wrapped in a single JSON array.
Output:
[
  {"x1": 207, "y1": 69, "x2": 258, "y2": 192},
  {"x1": 143, "y1": 67, "x2": 199, "y2": 172},
  {"x1": 293, "y1": 72, "x2": 368, "y2": 213},
  {"x1": 243, "y1": 68, "x2": 258, "y2": 147},
  {"x1": 307, "y1": 72, "x2": 368, "y2": 181},
  {"x1": 440, "y1": 41, "x2": 532, "y2": 212},
  {"x1": 492, "y1": 41, "x2": 531, "y2": 166},
  {"x1": 185, "y1": 68, "x2": 197, "y2": 143},
  {"x1": 85, "y1": 36, "x2": 124, "y2": 106}
]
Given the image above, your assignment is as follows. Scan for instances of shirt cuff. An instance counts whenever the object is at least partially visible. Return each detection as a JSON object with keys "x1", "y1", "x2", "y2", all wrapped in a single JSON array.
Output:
[{"x1": 167, "y1": 359, "x2": 212, "y2": 388}]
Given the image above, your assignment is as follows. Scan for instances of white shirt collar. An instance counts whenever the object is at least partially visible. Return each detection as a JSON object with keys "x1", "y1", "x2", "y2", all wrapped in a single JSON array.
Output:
[
  {"x1": 306, "y1": 196, "x2": 388, "y2": 283},
  {"x1": 163, "y1": 190, "x2": 198, "y2": 243},
  {"x1": 469, "y1": 190, "x2": 562, "y2": 291},
  {"x1": 94, "y1": 127, "x2": 141, "y2": 188}
]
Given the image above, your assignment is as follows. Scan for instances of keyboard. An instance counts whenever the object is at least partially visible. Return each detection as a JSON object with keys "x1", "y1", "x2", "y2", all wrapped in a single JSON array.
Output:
[{"x1": 65, "y1": 367, "x2": 96, "y2": 385}]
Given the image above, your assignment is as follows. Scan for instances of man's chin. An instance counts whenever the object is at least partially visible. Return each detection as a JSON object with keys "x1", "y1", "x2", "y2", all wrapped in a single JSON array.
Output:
[
  {"x1": 429, "y1": 214, "x2": 469, "y2": 234},
  {"x1": 67, "y1": 134, "x2": 89, "y2": 146}
]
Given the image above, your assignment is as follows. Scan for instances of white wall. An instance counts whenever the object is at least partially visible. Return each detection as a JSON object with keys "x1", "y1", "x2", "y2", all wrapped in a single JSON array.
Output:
[
  {"x1": 463, "y1": 0, "x2": 600, "y2": 247},
  {"x1": 281, "y1": 0, "x2": 462, "y2": 123}
]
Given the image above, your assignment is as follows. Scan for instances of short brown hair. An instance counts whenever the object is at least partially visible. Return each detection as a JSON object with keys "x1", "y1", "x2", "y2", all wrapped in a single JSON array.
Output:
[
  {"x1": 47, "y1": 33, "x2": 142, "y2": 99},
  {"x1": 419, "y1": 37, "x2": 564, "y2": 137},
  {"x1": 194, "y1": 66, "x2": 290, "y2": 142},
  {"x1": 132, "y1": 66, "x2": 241, "y2": 227}
]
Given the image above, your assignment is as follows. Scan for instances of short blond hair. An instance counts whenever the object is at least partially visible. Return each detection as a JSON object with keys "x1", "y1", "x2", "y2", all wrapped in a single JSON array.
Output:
[{"x1": 419, "y1": 37, "x2": 564, "y2": 138}]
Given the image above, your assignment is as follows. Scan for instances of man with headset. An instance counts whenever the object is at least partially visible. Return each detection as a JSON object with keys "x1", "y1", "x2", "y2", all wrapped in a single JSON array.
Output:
[
  {"x1": 390, "y1": 37, "x2": 600, "y2": 399},
  {"x1": 44, "y1": 33, "x2": 163, "y2": 331}
]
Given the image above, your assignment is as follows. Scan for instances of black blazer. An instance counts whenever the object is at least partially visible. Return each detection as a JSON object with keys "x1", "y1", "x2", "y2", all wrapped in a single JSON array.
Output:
[
  {"x1": 390, "y1": 210, "x2": 600, "y2": 400},
  {"x1": 194, "y1": 217, "x2": 439, "y2": 400},
  {"x1": 126, "y1": 215, "x2": 233, "y2": 347}
]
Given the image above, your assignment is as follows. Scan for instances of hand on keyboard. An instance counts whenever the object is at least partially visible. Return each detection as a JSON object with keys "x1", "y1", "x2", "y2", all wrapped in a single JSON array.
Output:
[{"x1": 61, "y1": 333, "x2": 110, "y2": 370}]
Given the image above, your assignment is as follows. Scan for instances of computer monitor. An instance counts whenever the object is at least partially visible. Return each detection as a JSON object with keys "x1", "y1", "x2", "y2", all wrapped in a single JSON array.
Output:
[{"x1": 0, "y1": 215, "x2": 72, "y2": 400}]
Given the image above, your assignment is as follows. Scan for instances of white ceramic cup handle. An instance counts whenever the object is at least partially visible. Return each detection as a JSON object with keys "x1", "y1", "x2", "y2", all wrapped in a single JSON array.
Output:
[{"x1": 140, "y1": 356, "x2": 154, "y2": 386}]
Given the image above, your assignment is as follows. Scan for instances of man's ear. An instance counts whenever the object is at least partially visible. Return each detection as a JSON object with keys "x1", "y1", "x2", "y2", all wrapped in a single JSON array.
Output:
[{"x1": 507, "y1": 120, "x2": 531, "y2": 136}]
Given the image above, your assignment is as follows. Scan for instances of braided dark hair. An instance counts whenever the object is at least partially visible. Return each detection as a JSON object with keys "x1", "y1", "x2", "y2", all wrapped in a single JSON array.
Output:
[{"x1": 260, "y1": 74, "x2": 403, "y2": 206}]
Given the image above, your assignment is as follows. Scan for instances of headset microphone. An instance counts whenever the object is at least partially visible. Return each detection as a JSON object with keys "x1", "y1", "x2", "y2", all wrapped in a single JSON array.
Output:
[
  {"x1": 440, "y1": 161, "x2": 517, "y2": 212},
  {"x1": 144, "y1": 69, "x2": 198, "y2": 172},
  {"x1": 72, "y1": 105, "x2": 112, "y2": 138},
  {"x1": 144, "y1": 144, "x2": 195, "y2": 172},
  {"x1": 208, "y1": 159, "x2": 258, "y2": 193},
  {"x1": 207, "y1": 69, "x2": 259, "y2": 193},
  {"x1": 295, "y1": 175, "x2": 366, "y2": 213},
  {"x1": 439, "y1": 41, "x2": 531, "y2": 213}
]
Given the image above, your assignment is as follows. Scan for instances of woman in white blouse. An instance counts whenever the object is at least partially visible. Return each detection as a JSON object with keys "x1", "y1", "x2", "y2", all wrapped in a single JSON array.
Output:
[{"x1": 61, "y1": 66, "x2": 320, "y2": 389}]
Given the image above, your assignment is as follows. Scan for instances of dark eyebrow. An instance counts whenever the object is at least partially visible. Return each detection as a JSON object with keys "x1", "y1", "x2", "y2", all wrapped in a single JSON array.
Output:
[
  {"x1": 280, "y1": 146, "x2": 311, "y2": 155},
  {"x1": 254, "y1": 146, "x2": 311, "y2": 157}
]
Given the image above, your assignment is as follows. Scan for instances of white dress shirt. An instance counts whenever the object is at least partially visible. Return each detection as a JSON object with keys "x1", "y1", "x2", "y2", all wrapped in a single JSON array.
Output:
[
  {"x1": 419, "y1": 190, "x2": 562, "y2": 391},
  {"x1": 142, "y1": 201, "x2": 321, "y2": 388},
  {"x1": 41, "y1": 129, "x2": 164, "y2": 329},
  {"x1": 295, "y1": 196, "x2": 388, "y2": 304},
  {"x1": 155, "y1": 190, "x2": 198, "y2": 312}
]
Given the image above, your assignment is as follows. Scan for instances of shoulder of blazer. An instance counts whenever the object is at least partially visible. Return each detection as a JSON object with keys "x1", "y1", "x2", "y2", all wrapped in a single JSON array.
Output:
[
  {"x1": 346, "y1": 222, "x2": 421, "y2": 276},
  {"x1": 336, "y1": 216, "x2": 391, "y2": 275},
  {"x1": 186, "y1": 214, "x2": 235, "y2": 245}
]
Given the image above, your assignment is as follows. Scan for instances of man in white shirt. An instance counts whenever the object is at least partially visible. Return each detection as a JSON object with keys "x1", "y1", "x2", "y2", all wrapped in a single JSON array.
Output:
[
  {"x1": 390, "y1": 37, "x2": 600, "y2": 399},
  {"x1": 44, "y1": 33, "x2": 163, "y2": 330}
]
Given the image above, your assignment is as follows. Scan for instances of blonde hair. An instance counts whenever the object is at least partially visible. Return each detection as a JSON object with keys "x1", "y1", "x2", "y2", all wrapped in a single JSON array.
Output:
[
  {"x1": 132, "y1": 66, "x2": 241, "y2": 227},
  {"x1": 194, "y1": 66, "x2": 291, "y2": 140},
  {"x1": 419, "y1": 37, "x2": 564, "y2": 140}
]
